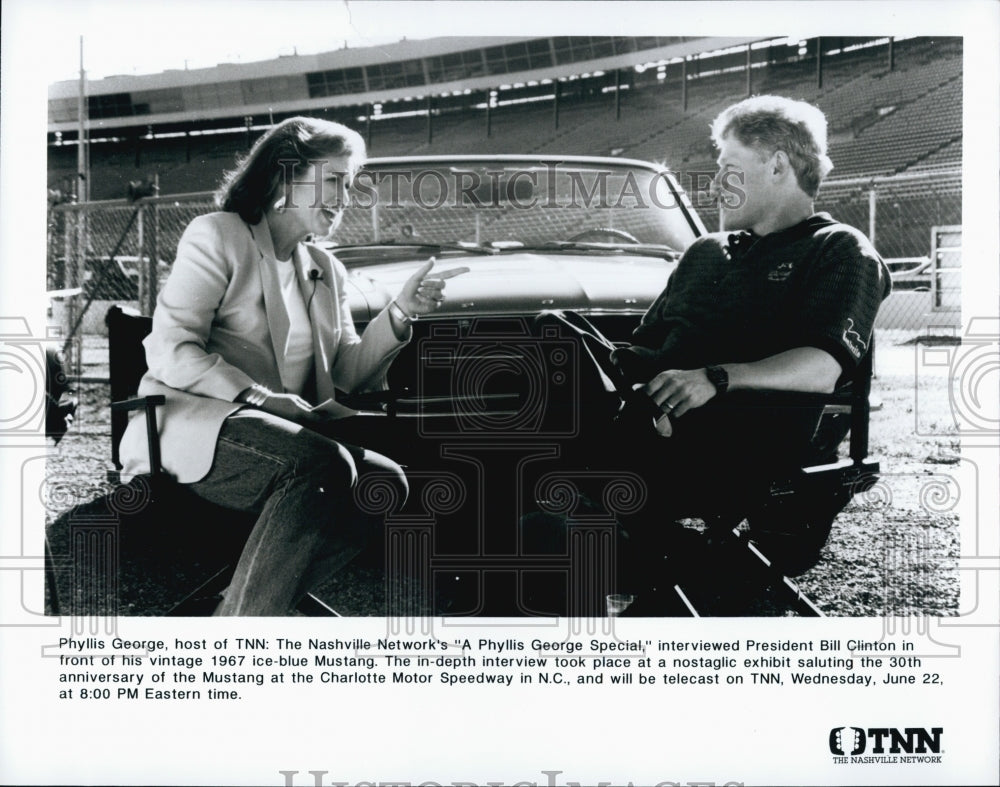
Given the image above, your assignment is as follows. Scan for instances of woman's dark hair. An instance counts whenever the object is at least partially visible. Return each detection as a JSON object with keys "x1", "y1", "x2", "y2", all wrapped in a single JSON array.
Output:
[{"x1": 216, "y1": 117, "x2": 366, "y2": 224}]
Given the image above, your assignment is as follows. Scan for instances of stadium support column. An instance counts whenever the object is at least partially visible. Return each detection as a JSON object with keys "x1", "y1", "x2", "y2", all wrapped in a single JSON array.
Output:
[
  {"x1": 77, "y1": 36, "x2": 89, "y2": 204},
  {"x1": 745, "y1": 44, "x2": 752, "y2": 97},
  {"x1": 427, "y1": 96, "x2": 433, "y2": 145},
  {"x1": 888, "y1": 37, "x2": 895, "y2": 71},
  {"x1": 366, "y1": 104, "x2": 373, "y2": 149},
  {"x1": 816, "y1": 37, "x2": 823, "y2": 90},
  {"x1": 553, "y1": 81, "x2": 561, "y2": 130},
  {"x1": 681, "y1": 58, "x2": 688, "y2": 112},
  {"x1": 615, "y1": 69, "x2": 622, "y2": 121},
  {"x1": 74, "y1": 35, "x2": 89, "y2": 377}
]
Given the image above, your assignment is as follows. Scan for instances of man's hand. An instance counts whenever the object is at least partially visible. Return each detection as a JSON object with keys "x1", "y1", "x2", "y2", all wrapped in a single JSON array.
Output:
[
  {"x1": 643, "y1": 368, "x2": 718, "y2": 418},
  {"x1": 641, "y1": 347, "x2": 843, "y2": 420}
]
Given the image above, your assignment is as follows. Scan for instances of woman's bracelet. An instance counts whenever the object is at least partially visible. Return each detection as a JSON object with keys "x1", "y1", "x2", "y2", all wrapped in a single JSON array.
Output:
[
  {"x1": 243, "y1": 384, "x2": 273, "y2": 407},
  {"x1": 388, "y1": 299, "x2": 417, "y2": 324}
]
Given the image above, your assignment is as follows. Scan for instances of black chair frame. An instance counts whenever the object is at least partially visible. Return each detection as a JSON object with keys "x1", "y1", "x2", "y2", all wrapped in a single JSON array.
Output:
[
  {"x1": 105, "y1": 305, "x2": 338, "y2": 616},
  {"x1": 102, "y1": 305, "x2": 880, "y2": 617},
  {"x1": 621, "y1": 343, "x2": 880, "y2": 616}
]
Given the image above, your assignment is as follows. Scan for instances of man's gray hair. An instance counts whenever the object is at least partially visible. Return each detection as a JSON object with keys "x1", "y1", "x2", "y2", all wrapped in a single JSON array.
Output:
[{"x1": 711, "y1": 95, "x2": 833, "y2": 197}]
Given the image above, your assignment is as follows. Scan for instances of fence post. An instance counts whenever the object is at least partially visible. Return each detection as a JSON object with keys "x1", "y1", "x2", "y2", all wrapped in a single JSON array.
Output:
[
  {"x1": 147, "y1": 201, "x2": 159, "y2": 316},
  {"x1": 61, "y1": 207, "x2": 73, "y2": 291},
  {"x1": 136, "y1": 203, "x2": 146, "y2": 314},
  {"x1": 61, "y1": 207, "x2": 78, "y2": 374},
  {"x1": 70, "y1": 207, "x2": 86, "y2": 376},
  {"x1": 868, "y1": 181, "x2": 877, "y2": 247}
]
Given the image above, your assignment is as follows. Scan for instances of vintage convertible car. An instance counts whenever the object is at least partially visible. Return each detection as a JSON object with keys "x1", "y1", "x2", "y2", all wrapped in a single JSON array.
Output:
[
  {"x1": 318, "y1": 155, "x2": 714, "y2": 615},
  {"x1": 56, "y1": 157, "x2": 864, "y2": 617},
  {"x1": 329, "y1": 155, "x2": 705, "y2": 421},
  {"x1": 335, "y1": 154, "x2": 704, "y2": 323},
  {"x1": 316, "y1": 156, "x2": 866, "y2": 617}
]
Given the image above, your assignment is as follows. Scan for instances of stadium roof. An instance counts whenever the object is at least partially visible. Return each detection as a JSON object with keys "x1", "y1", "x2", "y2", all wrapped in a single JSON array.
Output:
[
  {"x1": 49, "y1": 35, "x2": 772, "y2": 133},
  {"x1": 49, "y1": 37, "x2": 542, "y2": 95}
]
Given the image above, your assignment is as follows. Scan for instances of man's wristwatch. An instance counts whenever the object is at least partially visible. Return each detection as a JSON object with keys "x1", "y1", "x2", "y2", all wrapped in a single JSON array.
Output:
[
  {"x1": 388, "y1": 300, "x2": 417, "y2": 324},
  {"x1": 705, "y1": 365, "x2": 729, "y2": 395}
]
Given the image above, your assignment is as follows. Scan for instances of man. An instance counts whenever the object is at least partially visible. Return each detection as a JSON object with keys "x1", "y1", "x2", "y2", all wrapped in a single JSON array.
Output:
[
  {"x1": 615, "y1": 95, "x2": 889, "y2": 416},
  {"x1": 589, "y1": 95, "x2": 892, "y2": 596}
]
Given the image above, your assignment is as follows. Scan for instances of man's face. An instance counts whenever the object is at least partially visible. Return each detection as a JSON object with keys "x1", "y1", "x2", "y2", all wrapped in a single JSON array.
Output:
[{"x1": 713, "y1": 135, "x2": 774, "y2": 233}]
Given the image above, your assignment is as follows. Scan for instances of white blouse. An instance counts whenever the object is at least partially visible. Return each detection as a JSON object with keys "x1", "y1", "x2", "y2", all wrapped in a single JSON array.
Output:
[{"x1": 275, "y1": 256, "x2": 314, "y2": 395}]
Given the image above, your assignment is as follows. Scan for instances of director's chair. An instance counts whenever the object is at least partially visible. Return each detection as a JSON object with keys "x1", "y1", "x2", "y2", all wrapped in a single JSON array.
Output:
[
  {"x1": 47, "y1": 306, "x2": 339, "y2": 616},
  {"x1": 525, "y1": 309, "x2": 880, "y2": 616},
  {"x1": 615, "y1": 343, "x2": 880, "y2": 617}
]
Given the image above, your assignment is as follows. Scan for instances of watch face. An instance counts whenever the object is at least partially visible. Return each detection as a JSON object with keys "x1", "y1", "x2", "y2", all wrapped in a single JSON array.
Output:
[{"x1": 707, "y1": 365, "x2": 728, "y2": 391}]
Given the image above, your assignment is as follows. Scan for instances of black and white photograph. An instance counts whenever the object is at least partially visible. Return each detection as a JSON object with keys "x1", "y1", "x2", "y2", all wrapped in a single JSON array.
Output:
[{"x1": 1, "y1": 1, "x2": 998, "y2": 785}]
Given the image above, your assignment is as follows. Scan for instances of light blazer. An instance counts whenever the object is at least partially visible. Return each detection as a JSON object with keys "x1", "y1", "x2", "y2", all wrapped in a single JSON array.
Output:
[{"x1": 120, "y1": 211, "x2": 407, "y2": 483}]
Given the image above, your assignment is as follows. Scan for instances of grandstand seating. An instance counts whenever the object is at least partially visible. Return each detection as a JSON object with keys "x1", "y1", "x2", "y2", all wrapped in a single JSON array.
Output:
[
  {"x1": 50, "y1": 37, "x2": 962, "y2": 258},
  {"x1": 909, "y1": 139, "x2": 962, "y2": 170}
]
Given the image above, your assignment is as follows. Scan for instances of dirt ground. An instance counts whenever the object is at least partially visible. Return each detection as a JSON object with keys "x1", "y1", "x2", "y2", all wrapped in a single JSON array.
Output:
[{"x1": 44, "y1": 330, "x2": 961, "y2": 617}]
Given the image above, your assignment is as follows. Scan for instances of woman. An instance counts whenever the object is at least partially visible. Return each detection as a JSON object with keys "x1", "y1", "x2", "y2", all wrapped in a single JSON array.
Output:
[{"x1": 119, "y1": 117, "x2": 465, "y2": 615}]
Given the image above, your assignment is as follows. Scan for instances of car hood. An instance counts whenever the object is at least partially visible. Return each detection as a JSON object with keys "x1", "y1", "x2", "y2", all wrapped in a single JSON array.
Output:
[{"x1": 342, "y1": 251, "x2": 676, "y2": 322}]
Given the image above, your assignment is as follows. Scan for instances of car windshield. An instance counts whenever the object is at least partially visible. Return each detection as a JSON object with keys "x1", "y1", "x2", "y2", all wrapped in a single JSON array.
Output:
[{"x1": 333, "y1": 158, "x2": 702, "y2": 255}]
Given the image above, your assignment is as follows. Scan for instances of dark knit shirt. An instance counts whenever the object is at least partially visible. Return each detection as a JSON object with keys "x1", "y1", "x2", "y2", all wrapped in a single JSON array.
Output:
[{"x1": 620, "y1": 212, "x2": 891, "y2": 385}]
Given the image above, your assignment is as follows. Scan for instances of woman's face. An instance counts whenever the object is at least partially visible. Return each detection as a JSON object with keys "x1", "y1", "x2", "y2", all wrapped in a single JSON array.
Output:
[{"x1": 281, "y1": 153, "x2": 354, "y2": 240}]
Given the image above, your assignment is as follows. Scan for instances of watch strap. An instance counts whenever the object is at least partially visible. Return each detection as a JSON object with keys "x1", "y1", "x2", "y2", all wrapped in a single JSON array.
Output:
[
  {"x1": 389, "y1": 300, "x2": 417, "y2": 324},
  {"x1": 705, "y1": 364, "x2": 729, "y2": 395}
]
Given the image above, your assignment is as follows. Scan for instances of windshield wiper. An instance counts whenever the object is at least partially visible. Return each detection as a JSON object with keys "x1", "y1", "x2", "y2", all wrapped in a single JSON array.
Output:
[
  {"x1": 330, "y1": 241, "x2": 499, "y2": 256},
  {"x1": 522, "y1": 241, "x2": 681, "y2": 259}
]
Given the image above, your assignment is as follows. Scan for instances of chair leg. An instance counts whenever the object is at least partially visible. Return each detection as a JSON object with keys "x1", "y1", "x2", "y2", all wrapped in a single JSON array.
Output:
[
  {"x1": 621, "y1": 518, "x2": 825, "y2": 617},
  {"x1": 45, "y1": 536, "x2": 60, "y2": 616},
  {"x1": 167, "y1": 566, "x2": 341, "y2": 616},
  {"x1": 166, "y1": 566, "x2": 234, "y2": 616},
  {"x1": 296, "y1": 593, "x2": 340, "y2": 617}
]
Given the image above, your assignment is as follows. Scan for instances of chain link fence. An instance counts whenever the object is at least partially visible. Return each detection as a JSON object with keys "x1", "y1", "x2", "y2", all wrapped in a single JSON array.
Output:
[
  {"x1": 47, "y1": 168, "x2": 961, "y2": 376},
  {"x1": 818, "y1": 168, "x2": 962, "y2": 340},
  {"x1": 694, "y1": 168, "x2": 961, "y2": 340},
  {"x1": 47, "y1": 194, "x2": 214, "y2": 375}
]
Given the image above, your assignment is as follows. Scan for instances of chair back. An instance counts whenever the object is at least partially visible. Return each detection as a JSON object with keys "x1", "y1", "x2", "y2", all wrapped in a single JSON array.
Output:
[
  {"x1": 848, "y1": 337, "x2": 874, "y2": 463},
  {"x1": 106, "y1": 305, "x2": 153, "y2": 470}
]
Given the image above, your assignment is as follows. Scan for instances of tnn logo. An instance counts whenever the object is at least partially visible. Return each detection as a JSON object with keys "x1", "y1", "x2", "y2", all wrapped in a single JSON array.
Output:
[{"x1": 829, "y1": 727, "x2": 943, "y2": 755}]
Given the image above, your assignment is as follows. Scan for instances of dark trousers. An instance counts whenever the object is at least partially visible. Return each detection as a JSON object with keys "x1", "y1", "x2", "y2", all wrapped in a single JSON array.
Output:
[{"x1": 531, "y1": 311, "x2": 823, "y2": 588}]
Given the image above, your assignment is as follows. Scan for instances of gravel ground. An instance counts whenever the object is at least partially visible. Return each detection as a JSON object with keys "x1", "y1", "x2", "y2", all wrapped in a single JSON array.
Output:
[{"x1": 45, "y1": 331, "x2": 961, "y2": 617}]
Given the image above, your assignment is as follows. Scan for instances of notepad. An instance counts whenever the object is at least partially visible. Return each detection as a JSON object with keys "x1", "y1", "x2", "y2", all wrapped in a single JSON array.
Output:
[{"x1": 309, "y1": 398, "x2": 358, "y2": 418}]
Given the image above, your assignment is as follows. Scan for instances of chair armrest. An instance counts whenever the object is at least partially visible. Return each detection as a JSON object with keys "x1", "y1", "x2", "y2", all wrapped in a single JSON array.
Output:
[
  {"x1": 717, "y1": 388, "x2": 854, "y2": 408},
  {"x1": 712, "y1": 382, "x2": 871, "y2": 464},
  {"x1": 110, "y1": 395, "x2": 166, "y2": 476},
  {"x1": 335, "y1": 390, "x2": 400, "y2": 410},
  {"x1": 111, "y1": 394, "x2": 166, "y2": 412},
  {"x1": 336, "y1": 388, "x2": 526, "y2": 418}
]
